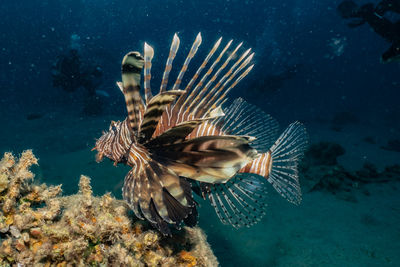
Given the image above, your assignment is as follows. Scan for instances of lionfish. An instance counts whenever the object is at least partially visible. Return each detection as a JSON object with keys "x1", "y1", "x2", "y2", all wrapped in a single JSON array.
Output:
[{"x1": 93, "y1": 33, "x2": 308, "y2": 235}]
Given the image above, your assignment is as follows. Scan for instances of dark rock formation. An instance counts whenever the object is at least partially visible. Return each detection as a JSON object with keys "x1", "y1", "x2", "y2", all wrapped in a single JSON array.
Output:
[
  {"x1": 381, "y1": 139, "x2": 400, "y2": 152},
  {"x1": 301, "y1": 141, "x2": 400, "y2": 202}
]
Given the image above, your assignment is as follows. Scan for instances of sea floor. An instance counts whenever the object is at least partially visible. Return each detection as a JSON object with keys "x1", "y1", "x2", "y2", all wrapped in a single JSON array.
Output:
[{"x1": 1, "y1": 108, "x2": 399, "y2": 266}]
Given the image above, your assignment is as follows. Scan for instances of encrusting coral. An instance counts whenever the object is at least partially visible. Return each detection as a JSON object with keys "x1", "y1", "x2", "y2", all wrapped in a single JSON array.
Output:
[{"x1": 0, "y1": 150, "x2": 218, "y2": 266}]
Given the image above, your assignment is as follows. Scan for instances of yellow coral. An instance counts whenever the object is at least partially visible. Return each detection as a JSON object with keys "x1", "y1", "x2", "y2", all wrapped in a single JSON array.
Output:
[
  {"x1": 2, "y1": 150, "x2": 38, "y2": 214},
  {"x1": 143, "y1": 231, "x2": 159, "y2": 247},
  {"x1": 0, "y1": 239, "x2": 13, "y2": 256},
  {"x1": 31, "y1": 240, "x2": 42, "y2": 254},
  {"x1": 0, "y1": 173, "x2": 9, "y2": 194},
  {"x1": 100, "y1": 192, "x2": 113, "y2": 211},
  {"x1": 5, "y1": 215, "x2": 13, "y2": 225},
  {"x1": 133, "y1": 223, "x2": 143, "y2": 235},
  {"x1": 56, "y1": 261, "x2": 67, "y2": 267},
  {"x1": 0, "y1": 151, "x2": 218, "y2": 266},
  {"x1": 179, "y1": 250, "x2": 197, "y2": 267},
  {"x1": 144, "y1": 250, "x2": 164, "y2": 266},
  {"x1": 78, "y1": 175, "x2": 92, "y2": 200}
]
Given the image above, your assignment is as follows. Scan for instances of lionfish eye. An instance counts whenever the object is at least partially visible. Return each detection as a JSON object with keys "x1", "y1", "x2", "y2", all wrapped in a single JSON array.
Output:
[
  {"x1": 132, "y1": 52, "x2": 143, "y2": 60},
  {"x1": 112, "y1": 125, "x2": 117, "y2": 132}
]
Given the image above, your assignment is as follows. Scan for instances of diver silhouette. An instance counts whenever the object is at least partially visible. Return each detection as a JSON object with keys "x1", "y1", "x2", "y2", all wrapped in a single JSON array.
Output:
[
  {"x1": 52, "y1": 49, "x2": 103, "y2": 95},
  {"x1": 338, "y1": 0, "x2": 400, "y2": 63},
  {"x1": 52, "y1": 49, "x2": 83, "y2": 92},
  {"x1": 52, "y1": 49, "x2": 104, "y2": 115},
  {"x1": 376, "y1": 0, "x2": 400, "y2": 15}
]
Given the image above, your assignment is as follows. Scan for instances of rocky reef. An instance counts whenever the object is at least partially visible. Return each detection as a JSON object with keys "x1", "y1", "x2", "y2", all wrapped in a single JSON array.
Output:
[
  {"x1": 301, "y1": 142, "x2": 400, "y2": 202},
  {"x1": 0, "y1": 150, "x2": 218, "y2": 266},
  {"x1": 381, "y1": 139, "x2": 400, "y2": 153}
]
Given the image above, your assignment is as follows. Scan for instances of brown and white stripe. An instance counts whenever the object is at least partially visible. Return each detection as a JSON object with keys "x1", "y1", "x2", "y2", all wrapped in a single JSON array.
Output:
[
  {"x1": 239, "y1": 151, "x2": 272, "y2": 179},
  {"x1": 144, "y1": 42, "x2": 154, "y2": 104},
  {"x1": 185, "y1": 39, "x2": 232, "y2": 118},
  {"x1": 121, "y1": 52, "x2": 145, "y2": 135},
  {"x1": 159, "y1": 34, "x2": 180, "y2": 93},
  {"x1": 93, "y1": 33, "x2": 310, "y2": 235},
  {"x1": 191, "y1": 42, "x2": 242, "y2": 118},
  {"x1": 174, "y1": 37, "x2": 222, "y2": 125},
  {"x1": 171, "y1": 33, "x2": 202, "y2": 91},
  {"x1": 139, "y1": 90, "x2": 185, "y2": 142}
]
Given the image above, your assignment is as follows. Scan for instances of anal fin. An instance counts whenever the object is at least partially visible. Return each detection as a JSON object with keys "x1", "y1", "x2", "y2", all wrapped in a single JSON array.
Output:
[{"x1": 204, "y1": 174, "x2": 268, "y2": 228}]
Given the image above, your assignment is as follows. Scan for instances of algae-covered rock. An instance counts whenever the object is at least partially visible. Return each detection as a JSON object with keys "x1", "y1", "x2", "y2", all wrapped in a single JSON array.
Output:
[
  {"x1": 0, "y1": 151, "x2": 218, "y2": 266},
  {"x1": 0, "y1": 152, "x2": 15, "y2": 193}
]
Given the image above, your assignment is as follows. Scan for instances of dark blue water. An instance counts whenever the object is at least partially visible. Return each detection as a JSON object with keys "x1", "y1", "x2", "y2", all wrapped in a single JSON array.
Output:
[
  {"x1": 1, "y1": 0, "x2": 399, "y2": 266},
  {"x1": 2, "y1": 0, "x2": 399, "y2": 121}
]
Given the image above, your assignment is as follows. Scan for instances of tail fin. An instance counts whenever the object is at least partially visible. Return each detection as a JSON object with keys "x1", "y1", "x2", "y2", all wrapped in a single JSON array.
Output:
[
  {"x1": 239, "y1": 121, "x2": 308, "y2": 204},
  {"x1": 267, "y1": 122, "x2": 308, "y2": 204},
  {"x1": 203, "y1": 122, "x2": 307, "y2": 228}
]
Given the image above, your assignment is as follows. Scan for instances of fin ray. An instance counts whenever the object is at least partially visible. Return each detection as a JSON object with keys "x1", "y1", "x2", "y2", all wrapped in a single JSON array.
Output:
[
  {"x1": 191, "y1": 42, "x2": 242, "y2": 117},
  {"x1": 205, "y1": 174, "x2": 267, "y2": 228},
  {"x1": 216, "y1": 98, "x2": 280, "y2": 152},
  {"x1": 174, "y1": 38, "x2": 222, "y2": 124},
  {"x1": 121, "y1": 52, "x2": 145, "y2": 134},
  {"x1": 122, "y1": 169, "x2": 144, "y2": 220},
  {"x1": 146, "y1": 106, "x2": 224, "y2": 146},
  {"x1": 268, "y1": 122, "x2": 308, "y2": 204},
  {"x1": 140, "y1": 90, "x2": 185, "y2": 142},
  {"x1": 160, "y1": 33, "x2": 180, "y2": 93},
  {"x1": 144, "y1": 43, "x2": 154, "y2": 104},
  {"x1": 171, "y1": 33, "x2": 202, "y2": 91},
  {"x1": 186, "y1": 40, "x2": 233, "y2": 117}
]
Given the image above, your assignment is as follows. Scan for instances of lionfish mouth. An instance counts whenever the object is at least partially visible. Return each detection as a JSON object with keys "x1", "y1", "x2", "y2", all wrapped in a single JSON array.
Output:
[{"x1": 93, "y1": 33, "x2": 308, "y2": 235}]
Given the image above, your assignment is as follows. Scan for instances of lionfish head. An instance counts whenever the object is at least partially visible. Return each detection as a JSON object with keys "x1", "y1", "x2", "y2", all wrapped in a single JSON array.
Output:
[
  {"x1": 94, "y1": 120, "x2": 131, "y2": 164},
  {"x1": 122, "y1": 51, "x2": 144, "y2": 70}
]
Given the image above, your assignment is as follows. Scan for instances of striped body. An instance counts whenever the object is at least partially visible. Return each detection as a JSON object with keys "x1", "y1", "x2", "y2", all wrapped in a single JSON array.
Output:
[
  {"x1": 93, "y1": 33, "x2": 308, "y2": 235},
  {"x1": 239, "y1": 152, "x2": 272, "y2": 178}
]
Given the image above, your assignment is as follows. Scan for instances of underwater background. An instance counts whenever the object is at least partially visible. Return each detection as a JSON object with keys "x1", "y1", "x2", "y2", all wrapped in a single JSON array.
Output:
[{"x1": 1, "y1": 0, "x2": 399, "y2": 266}]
